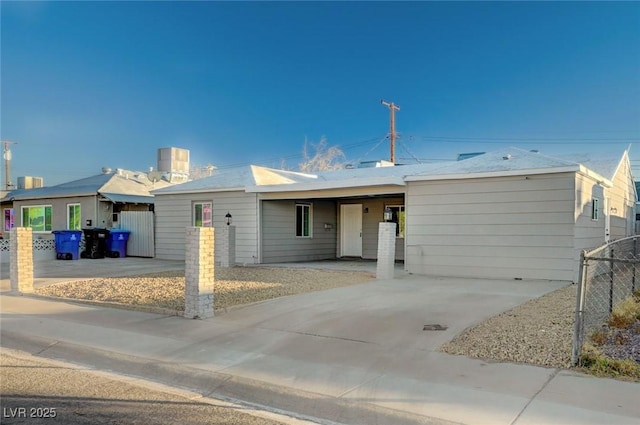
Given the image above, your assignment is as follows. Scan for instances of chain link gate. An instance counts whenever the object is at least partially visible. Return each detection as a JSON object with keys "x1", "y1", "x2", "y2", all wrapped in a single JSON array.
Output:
[{"x1": 572, "y1": 235, "x2": 640, "y2": 365}]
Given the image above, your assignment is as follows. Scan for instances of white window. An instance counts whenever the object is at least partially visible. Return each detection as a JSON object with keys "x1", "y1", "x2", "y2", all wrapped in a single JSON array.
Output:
[
  {"x1": 385, "y1": 205, "x2": 405, "y2": 238},
  {"x1": 21, "y1": 205, "x2": 52, "y2": 232},
  {"x1": 295, "y1": 203, "x2": 312, "y2": 237},
  {"x1": 67, "y1": 203, "x2": 81, "y2": 230},
  {"x1": 193, "y1": 202, "x2": 213, "y2": 227},
  {"x1": 592, "y1": 198, "x2": 599, "y2": 221}
]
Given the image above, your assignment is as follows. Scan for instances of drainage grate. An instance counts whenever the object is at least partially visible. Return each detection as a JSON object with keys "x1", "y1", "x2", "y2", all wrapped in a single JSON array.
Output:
[{"x1": 423, "y1": 324, "x2": 448, "y2": 331}]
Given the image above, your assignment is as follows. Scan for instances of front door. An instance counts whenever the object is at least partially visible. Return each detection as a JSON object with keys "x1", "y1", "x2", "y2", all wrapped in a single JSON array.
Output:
[{"x1": 340, "y1": 204, "x2": 362, "y2": 257}]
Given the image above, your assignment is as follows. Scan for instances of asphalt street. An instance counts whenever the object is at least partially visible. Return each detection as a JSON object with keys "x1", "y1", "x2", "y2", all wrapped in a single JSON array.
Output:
[{"x1": 0, "y1": 350, "x2": 309, "y2": 425}]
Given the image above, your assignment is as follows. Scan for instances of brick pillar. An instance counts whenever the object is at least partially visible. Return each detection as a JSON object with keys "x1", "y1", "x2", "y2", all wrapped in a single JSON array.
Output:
[
  {"x1": 218, "y1": 225, "x2": 236, "y2": 268},
  {"x1": 184, "y1": 227, "x2": 215, "y2": 319},
  {"x1": 10, "y1": 227, "x2": 34, "y2": 293},
  {"x1": 376, "y1": 222, "x2": 397, "y2": 280}
]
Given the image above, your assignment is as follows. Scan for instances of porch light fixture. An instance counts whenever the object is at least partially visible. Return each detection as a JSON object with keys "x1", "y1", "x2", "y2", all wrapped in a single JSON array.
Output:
[
  {"x1": 225, "y1": 212, "x2": 232, "y2": 225},
  {"x1": 384, "y1": 206, "x2": 393, "y2": 222}
]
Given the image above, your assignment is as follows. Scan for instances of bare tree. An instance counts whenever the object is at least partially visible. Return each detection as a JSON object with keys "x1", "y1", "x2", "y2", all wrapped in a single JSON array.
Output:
[{"x1": 298, "y1": 136, "x2": 346, "y2": 172}]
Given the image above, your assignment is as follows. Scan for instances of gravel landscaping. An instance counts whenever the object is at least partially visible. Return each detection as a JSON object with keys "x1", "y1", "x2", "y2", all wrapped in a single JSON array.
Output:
[
  {"x1": 36, "y1": 267, "x2": 375, "y2": 312},
  {"x1": 440, "y1": 285, "x2": 577, "y2": 368}
]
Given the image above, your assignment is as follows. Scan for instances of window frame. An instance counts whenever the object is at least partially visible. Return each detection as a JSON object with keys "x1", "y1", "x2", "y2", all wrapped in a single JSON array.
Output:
[
  {"x1": 21, "y1": 205, "x2": 53, "y2": 232},
  {"x1": 295, "y1": 203, "x2": 312, "y2": 238},
  {"x1": 193, "y1": 201, "x2": 213, "y2": 227},
  {"x1": 67, "y1": 203, "x2": 82, "y2": 230},
  {"x1": 3, "y1": 208, "x2": 15, "y2": 232},
  {"x1": 385, "y1": 204, "x2": 406, "y2": 238}
]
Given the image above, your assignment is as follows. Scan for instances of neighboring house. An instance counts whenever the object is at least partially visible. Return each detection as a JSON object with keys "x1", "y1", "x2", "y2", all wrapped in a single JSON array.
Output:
[
  {"x1": 153, "y1": 148, "x2": 636, "y2": 282},
  {"x1": 1, "y1": 169, "x2": 171, "y2": 239}
]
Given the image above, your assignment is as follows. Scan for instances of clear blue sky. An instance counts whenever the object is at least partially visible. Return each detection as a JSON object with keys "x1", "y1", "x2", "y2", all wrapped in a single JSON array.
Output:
[{"x1": 2, "y1": 1, "x2": 639, "y2": 186}]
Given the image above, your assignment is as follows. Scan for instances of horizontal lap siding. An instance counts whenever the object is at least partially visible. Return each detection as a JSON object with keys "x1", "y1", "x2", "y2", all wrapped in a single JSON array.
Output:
[
  {"x1": 261, "y1": 200, "x2": 337, "y2": 263},
  {"x1": 154, "y1": 192, "x2": 258, "y2": 264},
  {"x1": 406, "y1": 174, "x2": 576, "y2": 281}
]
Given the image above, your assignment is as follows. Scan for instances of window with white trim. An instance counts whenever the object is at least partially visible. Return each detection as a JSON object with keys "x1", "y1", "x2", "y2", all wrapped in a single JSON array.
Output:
[
  {"x1": 592, "y1": 198, "x2": 599, "y2": 221},
  {"x1": 22, "y1": 205, "x2": 52, "y2": 232},
  {"x1": 67, "y1": 203, "x2": 81, "y2": 230},
  {"x1": 295, "y1": 203, "x2": 312, "y2": 237},
  {"x1": 193, "y1": 202, "x2": 213, "y2": 227},
  {"x1": 386, "y1": 205, "x2": 405, "y2": 237}
]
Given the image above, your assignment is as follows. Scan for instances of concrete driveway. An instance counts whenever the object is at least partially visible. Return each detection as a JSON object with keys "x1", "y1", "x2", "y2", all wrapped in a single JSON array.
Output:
[{"x1": 2, "y1": 269, "x2": 602, "y2": 425}]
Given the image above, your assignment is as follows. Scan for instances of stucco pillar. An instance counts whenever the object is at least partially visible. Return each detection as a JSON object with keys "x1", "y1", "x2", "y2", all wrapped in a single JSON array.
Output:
[
  {"x1": 184, "y1": 227, "x2": 215, "y2": 319},
  {"x1": 10, "y1": 227, "x2": 34, "y2": 293},
  {"x1": 218, "y1": 225, "x2": 236, "y2": 268},
  {"x1": 376, "y1": 222, "x2": 397, "y2": 280}
]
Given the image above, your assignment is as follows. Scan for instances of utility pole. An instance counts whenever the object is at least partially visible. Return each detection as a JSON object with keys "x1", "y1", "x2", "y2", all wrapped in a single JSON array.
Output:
[
  {"x1": 2, "y1": 141, "x2": 18, "y2": 191},
  {"x1": 381, "y1": 100, "x2": 400, "y2": 163}
]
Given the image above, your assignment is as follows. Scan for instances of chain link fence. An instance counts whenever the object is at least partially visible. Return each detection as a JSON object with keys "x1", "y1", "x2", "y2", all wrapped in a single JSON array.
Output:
[{"x1": 572, "y1": 235, "x2": 640, "y2": 365}]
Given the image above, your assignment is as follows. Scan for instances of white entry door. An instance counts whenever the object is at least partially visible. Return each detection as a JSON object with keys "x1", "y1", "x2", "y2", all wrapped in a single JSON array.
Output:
[{"x1": 340, "y1": 204, "x2": 362, "y2": 257}]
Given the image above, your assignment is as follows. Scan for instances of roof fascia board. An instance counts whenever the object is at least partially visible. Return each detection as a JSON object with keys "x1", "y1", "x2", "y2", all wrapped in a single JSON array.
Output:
[
  {"x1": 247, "y1": 176, "x2": 406, "y2": 193},
  {"x1": 404, "y1": 165, "x2": 581, "y2": 182},
  {"x1": 577, "y1": 165, "x2": 613, "y2": 188},
  {"x1": 11, "y1": 191, "x2": 96, "y2": 201}
]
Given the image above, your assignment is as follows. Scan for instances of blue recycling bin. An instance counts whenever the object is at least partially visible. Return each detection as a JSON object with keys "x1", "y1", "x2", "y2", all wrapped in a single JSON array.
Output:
[
  {"x1": 52, "y1": 230, "x2": 83, "y2": 260},
  {"x1": 106, "y1": 230, "x2": 130, "y2": 258}
]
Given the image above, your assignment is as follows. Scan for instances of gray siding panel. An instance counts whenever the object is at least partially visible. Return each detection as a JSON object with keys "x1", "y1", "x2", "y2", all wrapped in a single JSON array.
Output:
[
  {"x1": 154, "y1": 191, "x2": 258, "y2": 264},
  {"x1": 261, "y1": 200, "x2": 337, "y2": 263},
  {"x1": 406, "y1": 174, "x2": 576, "y2": 281}
]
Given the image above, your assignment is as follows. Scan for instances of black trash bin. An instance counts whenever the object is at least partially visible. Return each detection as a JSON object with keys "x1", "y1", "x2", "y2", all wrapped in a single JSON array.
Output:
[{"x1": 81, "y1": 228, "x2": 110, "y2": 259}]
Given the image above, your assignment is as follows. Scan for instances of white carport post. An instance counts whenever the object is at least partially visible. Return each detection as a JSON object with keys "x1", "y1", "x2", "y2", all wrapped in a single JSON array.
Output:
[{"x1": 376, "y1": 222, "x2": 397, "y2": 280}]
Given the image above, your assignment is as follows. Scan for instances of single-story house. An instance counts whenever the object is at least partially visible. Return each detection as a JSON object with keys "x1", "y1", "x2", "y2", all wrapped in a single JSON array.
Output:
[
  {"x1": 1, "y1": 169, "x2": 171, "y2": 238},
  {"x1": 152, "y1": 147, "x2": 636, "y2": 282}
]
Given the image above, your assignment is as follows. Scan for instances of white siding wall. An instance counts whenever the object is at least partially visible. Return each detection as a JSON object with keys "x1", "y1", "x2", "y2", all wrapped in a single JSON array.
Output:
[
  {"x1": 406, "y1": 174, "x2": 576, "y2": 281},
  {"x1": 605, "y1": 157, "x2": 636, "y2": 240},
  {"x1": 154, "y1": 191, "x2": 259, "y2": 264}
]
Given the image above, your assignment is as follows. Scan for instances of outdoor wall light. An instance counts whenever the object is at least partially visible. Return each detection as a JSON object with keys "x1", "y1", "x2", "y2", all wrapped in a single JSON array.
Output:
[
  {"x1": 610, "y1": 207, "x2": 618, "y2": 214},
  {"x1": 225, "y1": 212, "x2": 232, "y2": 225},
  {"x1": 384, "y1": 206, "x2": 393, "y2": 222}
]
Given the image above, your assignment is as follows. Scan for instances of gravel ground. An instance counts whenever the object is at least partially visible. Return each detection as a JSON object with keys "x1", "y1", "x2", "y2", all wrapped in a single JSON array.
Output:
[
  {"x1": 440, "y1": 285, "x2": 577, "y2": 368},
  {"x1": 36, "y1": 267, "x2": 375, "y2": 312}
]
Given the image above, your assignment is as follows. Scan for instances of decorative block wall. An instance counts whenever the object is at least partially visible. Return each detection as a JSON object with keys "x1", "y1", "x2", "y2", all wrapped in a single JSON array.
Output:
[
  {"x1": 376, "y1": 222, "x2": 397, "y2": 280},
  {"x1": 10, "y1": 227, "x2": 34, "y2": 293},
  {"x1": 218, "y1": 225, "x2": 236, "y2": 267},
  {"x1": 184, "y1": 227, "x2": 215, "y2": 319}
]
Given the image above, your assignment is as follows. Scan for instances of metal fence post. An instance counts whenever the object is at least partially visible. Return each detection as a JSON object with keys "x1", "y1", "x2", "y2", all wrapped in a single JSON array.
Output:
[
  {"x1": 609, "y1": 248, "x2": 614, "y2": 314},
  {"x1": 633, "y1": 238, "x2": 637, "y2": 294},
  {"x1": 571, "y1": 250, "x2": 588, "y2": 366}
]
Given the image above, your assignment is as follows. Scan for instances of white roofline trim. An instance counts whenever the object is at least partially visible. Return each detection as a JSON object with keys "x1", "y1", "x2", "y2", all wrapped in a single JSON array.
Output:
[
  {"x1": 153, "y1": 186, "x2": 245, "y2": 195},
  {"x1": 404, "y1": 165, "x2": 581, "y2": 182},
  {"x1": 576, "y1": 165, "x2": 613, "y2": 188},
  {"x1": 247, "y1": 176, "x2": 406, "y2": 193}
]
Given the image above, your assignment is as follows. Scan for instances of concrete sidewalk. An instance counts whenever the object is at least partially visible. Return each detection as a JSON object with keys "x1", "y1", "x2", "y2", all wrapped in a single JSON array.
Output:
[{"x1": 1, "y1": 274, "x2": 639, "y2": 425}]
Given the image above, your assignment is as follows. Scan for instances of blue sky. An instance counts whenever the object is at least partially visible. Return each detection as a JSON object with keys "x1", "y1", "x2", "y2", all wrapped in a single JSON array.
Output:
[{"x1": 2, "y1": 1, "x2": 639, "y2": 186}]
